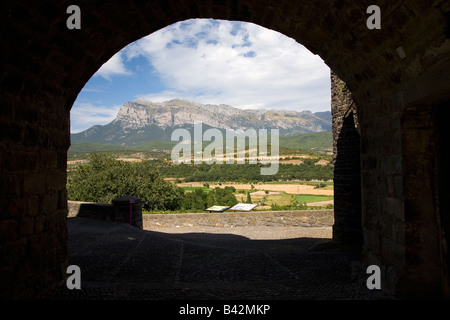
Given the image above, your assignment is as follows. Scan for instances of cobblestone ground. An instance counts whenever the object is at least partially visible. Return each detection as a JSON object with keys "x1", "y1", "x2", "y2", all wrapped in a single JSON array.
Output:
[{"x1": 41, "y1": 217, "x2": 393, "y2": 300}]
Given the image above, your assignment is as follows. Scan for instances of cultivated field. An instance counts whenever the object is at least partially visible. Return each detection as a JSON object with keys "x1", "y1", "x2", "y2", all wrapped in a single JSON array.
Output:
[
  {"x1": 176, "y1": 181, "x2": 334, "y2": 196},
  {"x1": 177, "y1": 181, "x2": 334, "y2": 209}
]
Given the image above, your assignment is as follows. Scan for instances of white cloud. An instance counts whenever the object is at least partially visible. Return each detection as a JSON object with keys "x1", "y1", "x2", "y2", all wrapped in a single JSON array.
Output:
[
  {"x1": 124, "y1": 19, "x2": 330, "y2": 112},
  {"x1": 95, "y1": 51, "x2": 132, "y2": 80},
  {"x1": 72, "y1": 19, "x2": 331, "y2": 133},
  {"x1": 70, "y1": 102, "x2": 122, "y2": 133}
]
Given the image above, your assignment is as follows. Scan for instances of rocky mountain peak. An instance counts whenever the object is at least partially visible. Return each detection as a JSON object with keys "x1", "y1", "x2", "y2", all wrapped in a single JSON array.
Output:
[
  {"x1": 72, "y1": 99, "x2": 331, "y2": 146},
  {"x1": 115, "y1": 99, "x2": 329, "y2": 130}
]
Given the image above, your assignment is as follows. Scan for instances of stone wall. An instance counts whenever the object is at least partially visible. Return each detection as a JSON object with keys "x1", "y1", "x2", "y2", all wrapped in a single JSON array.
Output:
[
  {"x1": 68, "y1": 197, "x2": 143, "y2": 229},
  {"x1": 331, "y1": 71, "x2": 362, "y2": 247},
  {"x1": 0, "y1": 76, "x2": 70, "y2": 299},
  {"x1": 143, "y1": 210, "x2": 334, "y2": 229}
]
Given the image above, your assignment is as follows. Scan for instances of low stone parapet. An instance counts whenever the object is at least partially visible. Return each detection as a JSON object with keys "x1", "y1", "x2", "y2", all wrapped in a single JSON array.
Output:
[
  {"x1": 68, "y1": 196, "x2": 143, "y2": 229},
  {"x1": 143, "y1": 210, "x2": 334, "y2": 228}
]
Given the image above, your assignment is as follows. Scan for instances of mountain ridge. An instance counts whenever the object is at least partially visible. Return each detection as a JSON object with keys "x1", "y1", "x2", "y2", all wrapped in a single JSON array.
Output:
[{"x1": 71, "y1": 99, "x2": 331, "y2": 147}]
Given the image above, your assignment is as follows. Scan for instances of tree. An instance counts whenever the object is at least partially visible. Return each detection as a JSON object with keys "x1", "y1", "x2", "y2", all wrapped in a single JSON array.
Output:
[
  {"x1": 183, "y1": 188, "x2": 208, "y2": 210},
  {"x1": 206, "y1": 187, "x2": 238, "y2": 207},
  {"x1": 67, "y1": 153, "x2": 186, "y2": 211},
  {"x1": 246, "y1": 192, "x2": 252, "y2": 204}
]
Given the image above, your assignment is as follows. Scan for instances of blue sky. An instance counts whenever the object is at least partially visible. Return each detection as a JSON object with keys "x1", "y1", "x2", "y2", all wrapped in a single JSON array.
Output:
[{"x1": 71, "y1": 19, "x2": 331, "y2": 133}]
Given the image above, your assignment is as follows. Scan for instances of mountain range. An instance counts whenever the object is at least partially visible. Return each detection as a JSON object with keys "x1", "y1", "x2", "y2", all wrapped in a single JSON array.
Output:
[{"x1": 71, "y1": 99, "x2": 332, "y2": 147}]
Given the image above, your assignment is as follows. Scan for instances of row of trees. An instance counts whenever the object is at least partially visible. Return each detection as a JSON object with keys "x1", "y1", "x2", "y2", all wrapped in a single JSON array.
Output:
[
  {"x1": 157, "y1": 160, "x2": 333, "y2": 182},
  {"x1": 67, "y1": 154, "x2": 238, "y2": 212}
]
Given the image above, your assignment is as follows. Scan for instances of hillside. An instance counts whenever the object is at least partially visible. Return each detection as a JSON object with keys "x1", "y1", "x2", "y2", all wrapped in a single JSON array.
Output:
[
  {"x1": 71, "y1": 99, "x2": 332, "y2": 147},
  {"x1": 279, "y1": 131, "x2": 332, "y2": 154},
  {"x1": 68, "y1": 130, "x2": 333, "y2": 160}
]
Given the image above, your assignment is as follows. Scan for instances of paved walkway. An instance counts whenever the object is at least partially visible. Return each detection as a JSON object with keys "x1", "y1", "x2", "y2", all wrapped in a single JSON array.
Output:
[{"x1": 41, "y1": 217, "x2": 390, "y2": 300}]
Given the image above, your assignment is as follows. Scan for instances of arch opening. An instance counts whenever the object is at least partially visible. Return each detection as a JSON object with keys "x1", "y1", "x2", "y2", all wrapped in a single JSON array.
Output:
[
  {"x1": 68, "y1": 17, "x2": 335, "y2": 212},
  {"x1": 60, "y1": 21, "x2": 370, "y2": 300},
  {"x1": 2, "y1": 0, "x2": 450, "y2": 299}
]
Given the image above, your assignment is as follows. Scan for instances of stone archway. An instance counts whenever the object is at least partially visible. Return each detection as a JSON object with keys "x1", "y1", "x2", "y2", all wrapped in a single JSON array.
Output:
[{"x1": 1, "y1": 0, "x2": 450, "y2": 299}]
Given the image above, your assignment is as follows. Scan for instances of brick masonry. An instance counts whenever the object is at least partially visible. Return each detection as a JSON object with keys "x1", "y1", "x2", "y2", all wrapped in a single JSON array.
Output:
[{"x1": 1, "y1": 0, "x2": 450, "y2": 299}]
